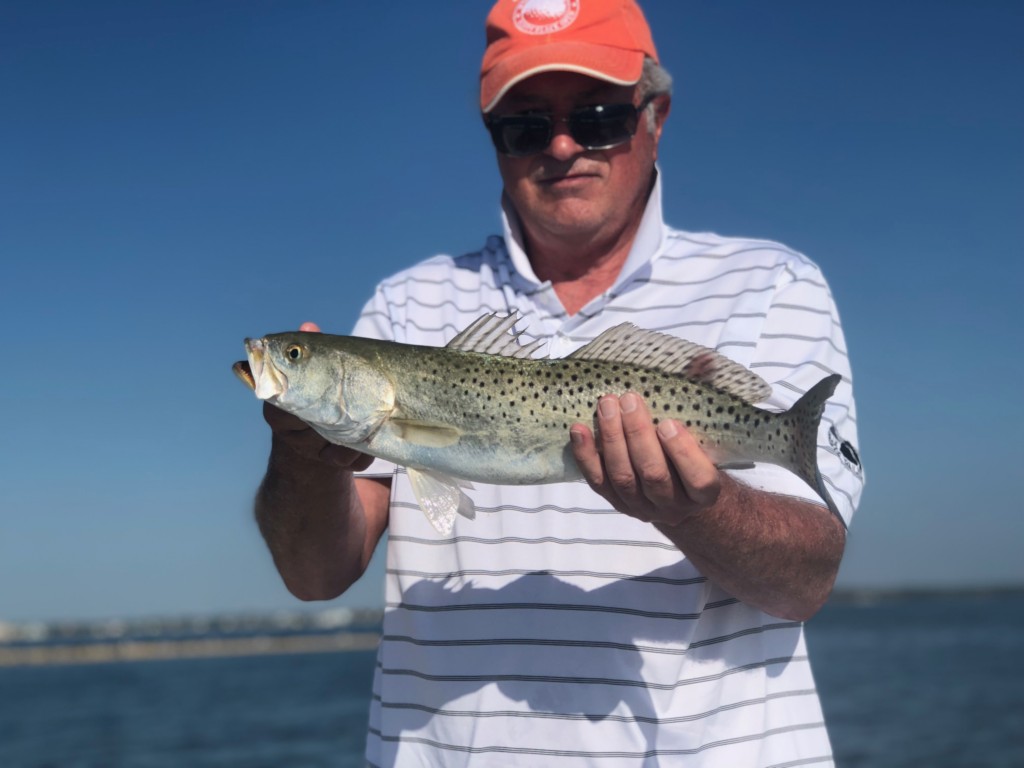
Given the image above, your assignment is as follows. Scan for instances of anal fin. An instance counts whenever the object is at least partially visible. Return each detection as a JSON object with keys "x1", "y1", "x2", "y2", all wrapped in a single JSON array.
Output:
[
  {"x1": 716, "y1": 461, "x2": 756, "y2": 471},
  {"x1": 407, "y1": 468, "x2": 476, "y2": 535}
]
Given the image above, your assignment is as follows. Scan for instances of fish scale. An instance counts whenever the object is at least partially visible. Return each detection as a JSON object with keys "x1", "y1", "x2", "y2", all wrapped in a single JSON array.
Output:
[
  {"x1": 236, "y1": 313, "x2": 841, "y2": 534},
  {"x1": 390, "y1": 351, "x2": 814, "y2": 474}
]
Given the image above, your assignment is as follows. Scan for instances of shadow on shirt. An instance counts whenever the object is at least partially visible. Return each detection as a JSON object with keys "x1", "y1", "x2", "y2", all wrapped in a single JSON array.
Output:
[{"x1": 374, "y1": 563, "x2": 803, "y2": 759}]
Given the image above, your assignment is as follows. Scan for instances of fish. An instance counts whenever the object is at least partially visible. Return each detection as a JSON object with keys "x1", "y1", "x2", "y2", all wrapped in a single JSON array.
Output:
[{"x1": 234, "y1": 313, "x2": 841, "y2": 534}]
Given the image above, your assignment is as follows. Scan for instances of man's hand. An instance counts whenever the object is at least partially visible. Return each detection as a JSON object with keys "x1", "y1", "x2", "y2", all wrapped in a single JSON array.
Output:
[
  {"x1": 570, "y1": 390, "x2": 845, "y2": 621},
  {"x1": 262, "y1": 402, "x2": 375, "y2": 472},
  {"x1": 254, "y1": 319, "x2": 387, "y2": 602},
  {"x1": 569, "y1": 392, "x2": 720, "y2": 525}
]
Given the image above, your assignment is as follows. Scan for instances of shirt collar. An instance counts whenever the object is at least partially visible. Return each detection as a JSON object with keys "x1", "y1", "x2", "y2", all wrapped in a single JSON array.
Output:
[{"x1": 500, "y1": 169, "x2": 666, "y2": 290}]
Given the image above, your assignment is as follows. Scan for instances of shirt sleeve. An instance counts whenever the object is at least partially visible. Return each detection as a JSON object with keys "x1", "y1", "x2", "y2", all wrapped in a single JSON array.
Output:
[{"x1": 726, "y1": 255, "x2": 864, "y2": 528}]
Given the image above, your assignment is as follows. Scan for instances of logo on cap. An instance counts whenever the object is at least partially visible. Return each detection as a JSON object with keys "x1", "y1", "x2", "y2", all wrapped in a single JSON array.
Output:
[{"x1": 513, "y1": 0, "x2": 580, "y2": 36}]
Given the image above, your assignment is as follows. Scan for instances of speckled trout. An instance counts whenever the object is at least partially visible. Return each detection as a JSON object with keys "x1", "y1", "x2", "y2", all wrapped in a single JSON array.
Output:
[{"x1": 235, "y1": 313, "x2": 840, "y2": 534}]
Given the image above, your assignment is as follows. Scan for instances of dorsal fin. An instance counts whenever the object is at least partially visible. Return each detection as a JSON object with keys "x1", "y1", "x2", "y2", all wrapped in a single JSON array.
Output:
[
  {"x1": 568, "y1": 323, "x2": 772, "y2": 403},
  {"x1": 446, "y1": 312, "x2": 545, "y2": 359}
]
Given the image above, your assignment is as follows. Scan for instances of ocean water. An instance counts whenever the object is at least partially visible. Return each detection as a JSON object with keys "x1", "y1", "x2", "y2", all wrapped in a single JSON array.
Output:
[
  {"x1": 1, "y1": 593, "x2": 1022, "y2": 767},
  {"x1": 808, "y1": 591, "x2": 1024, "y2": 767}
]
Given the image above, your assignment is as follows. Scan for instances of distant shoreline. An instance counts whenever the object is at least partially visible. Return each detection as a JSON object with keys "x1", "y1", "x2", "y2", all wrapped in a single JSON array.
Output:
[
  {"x1": 2, "y1": 587, "x2": 1021, "y2": 668},
  {"x1": 827, "y1": 584, "x2": 1024, "y2": 602},
  {"x1": 0, "y1": 631, "x2": 381, "y2": 668}
]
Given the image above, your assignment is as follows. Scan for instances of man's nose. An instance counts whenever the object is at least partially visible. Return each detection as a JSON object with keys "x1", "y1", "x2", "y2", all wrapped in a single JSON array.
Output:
[{"x1": 545, "y1": 119, "x2": 584, "y2": 160}]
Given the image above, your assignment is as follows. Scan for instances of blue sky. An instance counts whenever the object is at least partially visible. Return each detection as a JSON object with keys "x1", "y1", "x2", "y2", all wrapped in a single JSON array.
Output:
[{"x1": 1, "y1": 1, "x2": 1021, "y2": 622}]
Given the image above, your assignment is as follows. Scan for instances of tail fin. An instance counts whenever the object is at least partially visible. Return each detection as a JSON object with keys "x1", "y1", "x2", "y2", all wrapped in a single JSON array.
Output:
[{"x1": 785, "y1": 373, "x2": 843, "y2": 523}]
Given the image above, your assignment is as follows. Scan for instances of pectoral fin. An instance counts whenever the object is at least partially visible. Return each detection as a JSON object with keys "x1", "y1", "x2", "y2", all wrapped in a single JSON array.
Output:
[
  {"x1": 392, "y1": 419, "x2": 462, "y2": 448},
  {"x1": 407, "y1": 468, "x2": 476, "y2": 535}
]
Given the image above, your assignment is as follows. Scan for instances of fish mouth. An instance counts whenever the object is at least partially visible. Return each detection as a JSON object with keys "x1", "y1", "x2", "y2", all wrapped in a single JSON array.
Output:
[
  {"x1": 232, "y1": 360, "x2": 255, "y2": 390},
  {"x1": 242, "y1": 337, "x2": 287, "y2": 401}
]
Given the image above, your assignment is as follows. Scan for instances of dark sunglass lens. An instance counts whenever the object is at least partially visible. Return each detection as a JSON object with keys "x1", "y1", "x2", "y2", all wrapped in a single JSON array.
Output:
[
  {"x1": 570, "y1": 104, "x2": 638, "y2": 149},
  {"x1": 489, "y1": 116, "x2": 552, "y2": 157}
]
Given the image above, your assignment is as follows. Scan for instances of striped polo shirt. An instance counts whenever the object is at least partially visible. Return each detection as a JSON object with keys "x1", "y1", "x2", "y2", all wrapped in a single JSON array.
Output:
[{"x1": 354, "y1": 175, "x2": 863, "y2": 767}]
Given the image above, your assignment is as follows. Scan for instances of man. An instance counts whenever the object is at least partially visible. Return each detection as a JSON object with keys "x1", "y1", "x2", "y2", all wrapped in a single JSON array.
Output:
[{"x1": 255, "y1": 1, "x2": 863, "y2": 765}]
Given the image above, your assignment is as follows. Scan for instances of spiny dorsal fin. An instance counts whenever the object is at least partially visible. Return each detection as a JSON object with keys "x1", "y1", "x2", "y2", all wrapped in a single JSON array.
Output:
[
  {"x1": 446, "y1": 312, "x2": 545, "y2": 359},
  {"x1": 568, "y1": 323, "x2": 773, "y2": 403}
]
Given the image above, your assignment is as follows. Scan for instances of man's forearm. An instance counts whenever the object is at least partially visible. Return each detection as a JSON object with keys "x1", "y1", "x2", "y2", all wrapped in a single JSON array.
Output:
[
  {"x1": 656, "y1": 474, "x2": 846, "y2": 622},
  {"x1": 255, "y1": 438, "x2": 370, "y2": 601}
]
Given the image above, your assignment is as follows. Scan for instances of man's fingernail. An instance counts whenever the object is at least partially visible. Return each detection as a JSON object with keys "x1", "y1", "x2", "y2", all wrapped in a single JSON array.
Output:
[
  {"x1": 569, "y1": 428, "x2": 584, "y2": 445},
  {"x1": 620, "y1": 393, "x2": 638, "y2": 414},
  {"x1": 658, "y1": 420, "x2": 679, "y2": 439},
  {"x1": 598, "y1": 398, "x2": 618, "y2": 418}
]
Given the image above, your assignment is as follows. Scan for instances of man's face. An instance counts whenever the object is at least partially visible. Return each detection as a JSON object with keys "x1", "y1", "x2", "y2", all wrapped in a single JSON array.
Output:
[{"x1": 491, "y1": 71, "x2": 667, "y2": 251}]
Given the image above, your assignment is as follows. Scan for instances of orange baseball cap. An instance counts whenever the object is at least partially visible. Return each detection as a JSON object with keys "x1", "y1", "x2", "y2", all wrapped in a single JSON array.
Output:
[{"x1": 480, "y1": 0, "x2": 659, "y2": 113}]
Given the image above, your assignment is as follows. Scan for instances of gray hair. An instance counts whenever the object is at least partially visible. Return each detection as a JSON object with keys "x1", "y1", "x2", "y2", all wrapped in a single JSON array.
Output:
[{"x1": 638, "y1": 57, "x2": 673, "y2": 132}]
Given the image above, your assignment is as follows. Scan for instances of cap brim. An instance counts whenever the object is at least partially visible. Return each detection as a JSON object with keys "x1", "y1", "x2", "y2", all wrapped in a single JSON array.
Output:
[{"x1": 481, "y1": 42, "x2": 645, "y2": 113}]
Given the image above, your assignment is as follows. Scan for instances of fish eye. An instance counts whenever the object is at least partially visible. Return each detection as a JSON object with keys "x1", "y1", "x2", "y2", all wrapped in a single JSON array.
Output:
[{"x1": 285, "y1": 344, "x2": 304, "y2": 361}]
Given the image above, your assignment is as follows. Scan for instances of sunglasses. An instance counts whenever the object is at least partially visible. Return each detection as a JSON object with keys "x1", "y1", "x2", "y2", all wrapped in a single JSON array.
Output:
[{"x1": 484, "y1": 94, "x2": 657, "y2": 158}]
